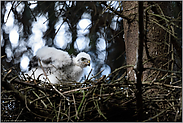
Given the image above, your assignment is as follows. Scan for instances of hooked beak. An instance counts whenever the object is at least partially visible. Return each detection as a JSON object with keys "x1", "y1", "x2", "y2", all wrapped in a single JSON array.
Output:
[
  {"x1": 87, "y1": 60, "x2": 90, "y2": 66},
  {"x1": 85, "y1": 60, "x2": 90, "y2": 66}
]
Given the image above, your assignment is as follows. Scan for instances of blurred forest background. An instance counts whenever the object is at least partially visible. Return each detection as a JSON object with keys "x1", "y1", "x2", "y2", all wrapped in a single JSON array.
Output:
[
  {"x1": 1, "y1": 1, "x2": 182, "y2": 122},
  {"x1": 1, "y1": 1, "x2": 126, "y2": 78}
]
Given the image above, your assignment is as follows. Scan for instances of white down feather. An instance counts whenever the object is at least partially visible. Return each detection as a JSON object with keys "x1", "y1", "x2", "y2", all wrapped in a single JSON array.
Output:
[{"x1": 21, "y1": 46, "x2": 91, "y2": 84}]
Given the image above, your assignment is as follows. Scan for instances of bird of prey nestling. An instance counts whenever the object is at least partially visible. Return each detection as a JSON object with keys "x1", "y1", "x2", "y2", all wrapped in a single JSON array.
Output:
[{"x1": 22, "y1": 46, "x2": 91, "y2": 84}]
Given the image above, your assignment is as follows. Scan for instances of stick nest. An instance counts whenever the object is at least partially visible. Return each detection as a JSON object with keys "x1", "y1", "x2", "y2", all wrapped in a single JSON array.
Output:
[{"x1": 1, "y1": 63, "x2": 182, "y2": 122}]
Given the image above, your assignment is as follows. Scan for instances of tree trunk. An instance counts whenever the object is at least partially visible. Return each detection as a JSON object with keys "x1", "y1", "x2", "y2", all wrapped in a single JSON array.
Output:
[
  {"x1": 123, "y1": 1, "x2": 143, "y2": 121},
  {"x1": 123, "y1": 1, "x2": 175, "y2": 81},
  {"x1": 122, "y1": 1, "x2": 177, "y2": 121},
  {"x1": 122, "y1": 1, "x2": 139, "y2": 81}
]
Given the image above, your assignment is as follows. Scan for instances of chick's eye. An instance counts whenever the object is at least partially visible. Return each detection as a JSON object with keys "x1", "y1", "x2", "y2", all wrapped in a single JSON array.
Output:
[{"x1": 81, "y1": 58, "x2": 86, "y2": 61}]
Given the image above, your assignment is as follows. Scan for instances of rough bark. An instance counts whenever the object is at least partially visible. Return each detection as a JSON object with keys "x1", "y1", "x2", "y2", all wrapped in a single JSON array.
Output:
[
  {"x1": 123, "y1": 1, "x2": 143, "y2": 121},
  {"x1": 122, "y1": 1, "x2": 139, "y2": 81}
]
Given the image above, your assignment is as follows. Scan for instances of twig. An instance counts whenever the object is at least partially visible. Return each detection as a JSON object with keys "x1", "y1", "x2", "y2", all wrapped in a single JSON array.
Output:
[
  {"x1": 62, "y1": 86, "x2": 96, "y2": 94},
  {"x1": 142, "y1": 82, "x2": 182, "y2": 89},
  {"x1": 91, "y1": 85, "x2": 107, "y2": 119},
  {"x1": 25, "y1": 2, "x2": 37, "y2": 21},
  {"x1": 101, "y1": 1, "x2": 132, "y2": 21},
  {"x1": 143, "y1": 105, "x2": 174, "y2": 122},
  {"x1": 104, "y1": 65, "x2": 134, "y2": 81},
  {"x1": 2, "y1": 69, "x2": 12, "y2": 81},
  {"x1": 170, "y1": 34, "x2": 174, "y2": 83},
  {"x1": 1, "y1": 55, "x2": 6, "y2": 58},
  {"x1": 10, "y1": 77, "x2": 53, "y2": 92},
  {"x1": 120, "y1": 97, "x2": 136, "y2": 106},
  {"x1": 15, "y1": 108, "x2": 25, "y2": 121},
  {"x1": 93, "y1": 100, "x2": 107, "y2": 120},
  {"x1": 108, "y1": 29, "x2": 124, "y2": 42},
  {"x1": 30, "y1": 95, "x2": 47, "y2": 104},
  {"x1": 89, "y1": 69, "x2": 104, "y2": 81},
  {"x1": 86, "y1": 68, "x2": 93, "y2": 80},
  {"x1": 77, "y1": 91, "x2": 86, "y2": 115},
  {"x1": 5, "y1": 2, "x2": 15, "y2": 23},
  {"x1": 150, "y1": 18, "x2": 178, "y2": 39},
  {"x1": 24, "y1": 94, "x2": 51, "y2": 119},
  {"x1": 39, "y1": 90, "x2": 53, "y2": 107},
  {"x1": 72, "y1": 93, "x2": 79, "y2": 120},
  {"x1": 32, "y1": 90, "x2": 47, "y2": 108},
  {"x1": 53, "y1": 17, "x2": 67, "y2": 40},
  {"x1": 67, "y1": 103, "x2": 71, "y2": 122},
  {"x1": 83, "y1": 68, "x2": 93, "y2": 84},
  {"x1": 144, "y1": 67, "x2": 181, "y2": 74},
  {"x1": 57, "y1": 100, "x2": 62, "y2": 122},
  {"x1": 143, "y1": 59, "x2": 173, "y2": 82}
]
